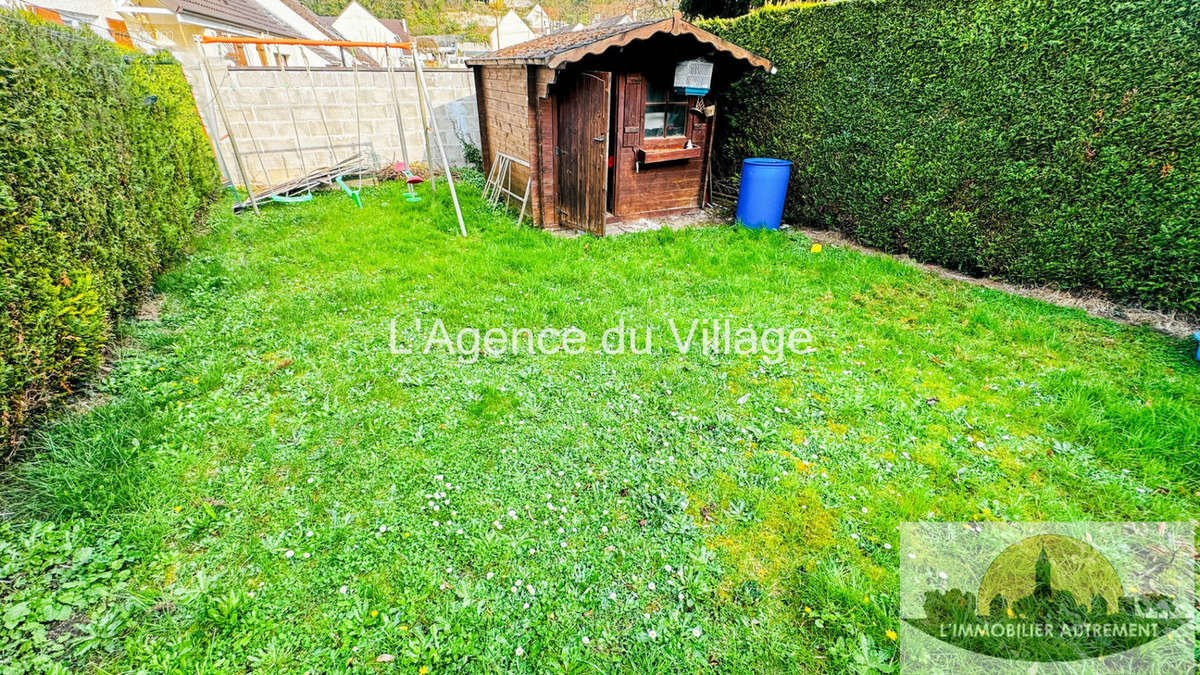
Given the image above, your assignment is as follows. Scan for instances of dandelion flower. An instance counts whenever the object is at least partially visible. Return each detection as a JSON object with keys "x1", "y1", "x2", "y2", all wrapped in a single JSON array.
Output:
[
  {"x1": 886, "y1": 630, "x2": 898, "y2": 641},
  {"x1": 810, "y1": 244, "x2": 822, "y2": 253}
]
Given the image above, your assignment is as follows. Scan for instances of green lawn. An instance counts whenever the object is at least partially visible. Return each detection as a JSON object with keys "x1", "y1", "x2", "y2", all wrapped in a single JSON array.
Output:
[{"x1": 2, "y1": 177, "x2": 1197, "y2": 672}]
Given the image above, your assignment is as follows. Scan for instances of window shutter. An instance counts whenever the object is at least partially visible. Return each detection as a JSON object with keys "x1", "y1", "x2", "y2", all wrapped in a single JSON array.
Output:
[
  {"x1": 106, "y1": 18, "x2": 133, "y2": 48},
  {"x1": 621, "y1": 74, "x2": 643, "y2": 147}
]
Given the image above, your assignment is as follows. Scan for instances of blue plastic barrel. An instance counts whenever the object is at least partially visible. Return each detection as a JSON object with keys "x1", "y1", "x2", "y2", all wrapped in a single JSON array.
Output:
[{"x1": 735, "y1": 158, "x2": 792, "y2": 229}]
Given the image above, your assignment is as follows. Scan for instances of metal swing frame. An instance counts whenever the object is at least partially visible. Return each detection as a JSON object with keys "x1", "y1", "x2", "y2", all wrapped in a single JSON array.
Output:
[{"x1": 197, "y1": 35, "x2": 466, "y2": 236}]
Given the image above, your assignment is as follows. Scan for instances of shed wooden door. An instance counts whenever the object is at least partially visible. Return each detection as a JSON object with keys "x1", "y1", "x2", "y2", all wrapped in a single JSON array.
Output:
[{"x1": 555, "y1": 71, "x2": 610, "y2": 235}]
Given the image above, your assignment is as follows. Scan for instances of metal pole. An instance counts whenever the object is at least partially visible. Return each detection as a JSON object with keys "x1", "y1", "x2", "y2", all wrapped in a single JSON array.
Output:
[
  {"x1": 180, "y1": 26, "x2": 237, "y2": 187},
  {"x1": 353, "y1": 60, "x2": 362, "y2": 159},
  {"x1": 300, "y1": 48, "x2": 337, "y2": 168},
  {"x1": 275, "y1": 47, "x2": 309, "y2": 181},
  {"x1": 411, "y1": 46, "x2": 436, "y2": 193},
  {"x1": 384, "y1": 46, "x2": 412, "y2": 168},
  {"x1": 230, "y1": 71, "x2": 272, "y2": 187},
  {"x1": 413, "y1": 54, "x2": 466, "y2": 236},
  {"x1": 199, "y1": 44, "x2": 259, "y2": 215},
  {"x1": 517, "y1": 174, "x2": 531, "y2": 226},
  {"x1": 194, "y1": 61, "x2": 235, "y2": 188}
]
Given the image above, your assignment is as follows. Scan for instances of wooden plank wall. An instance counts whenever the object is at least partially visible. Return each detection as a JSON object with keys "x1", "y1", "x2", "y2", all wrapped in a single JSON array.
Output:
[{"x1": 476, "y1": 65, "x2": 533, "y2": 211}]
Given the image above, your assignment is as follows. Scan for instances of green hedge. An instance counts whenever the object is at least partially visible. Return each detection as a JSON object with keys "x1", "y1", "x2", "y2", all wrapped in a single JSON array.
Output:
[
  {"x1": 0, "y1": 12, "x2": 219, "y2": 452},
  {"x1": 703, "y1": 0, "x2": 1200, "y2": 312}
]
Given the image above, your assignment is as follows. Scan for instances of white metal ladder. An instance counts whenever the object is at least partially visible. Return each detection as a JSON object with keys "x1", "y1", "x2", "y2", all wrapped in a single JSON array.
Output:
[{"x1": 483, "y1": 152, "x2": 533, "y2": 226}]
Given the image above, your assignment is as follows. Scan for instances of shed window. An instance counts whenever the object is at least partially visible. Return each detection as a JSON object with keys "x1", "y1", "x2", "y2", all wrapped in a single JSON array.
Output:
[{"x1": 643, "y1": 75, "x2": 687, "y2": 138}]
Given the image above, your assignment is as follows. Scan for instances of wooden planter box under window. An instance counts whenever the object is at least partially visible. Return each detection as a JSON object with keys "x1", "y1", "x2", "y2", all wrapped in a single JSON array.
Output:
[{"x1": 636, "y1": 146, "x2": 703, "y2": 165}]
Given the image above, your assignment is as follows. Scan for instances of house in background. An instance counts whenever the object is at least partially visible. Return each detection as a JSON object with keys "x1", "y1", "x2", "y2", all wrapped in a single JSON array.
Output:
[
  {"x1": 15, "y1": 0, "x2": 382, "y2": 66},
  {"x1": 524, "y1": 3, "x2": 557, "y2": 34},
  {"x1": 416, "y1": 33, "x2": 483, "y2": 66},
  {"x1": 329, "y1": 0, "x2": 409, "y2": 64},
  {"x1": 256, "y1": 0, "x2": 379, "y2": 65},
  {"x1": 489, "y1": 8, "x2": 532, "y2": 49},
  {"x1": 114, "y1": 0, "x2": 336, "y2": 67},
  {"x1": 3, "y1": 0, "x2": 143, "y2": 48},
  {"x1": 587, "y1": 12, "x2": 633, "y2": 29}
]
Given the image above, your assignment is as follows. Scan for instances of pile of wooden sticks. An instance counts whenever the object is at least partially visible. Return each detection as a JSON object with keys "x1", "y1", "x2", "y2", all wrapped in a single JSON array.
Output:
[{"x1": 232, "y1": 153, "x2": 375, "y2": 213}]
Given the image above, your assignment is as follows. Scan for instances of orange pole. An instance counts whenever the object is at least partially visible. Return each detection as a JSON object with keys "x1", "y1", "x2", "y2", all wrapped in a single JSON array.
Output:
[{"x1": 201, "y1": 35, "x2": 412, "y2": 50}]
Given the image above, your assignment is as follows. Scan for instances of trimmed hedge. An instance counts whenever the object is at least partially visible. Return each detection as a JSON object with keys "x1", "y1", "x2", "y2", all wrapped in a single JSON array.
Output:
[
  {"x1": 0, "y1": 12, "x2": 219, "y2": 452},
  {"x1": 703, "y1": 0, "x2": 1200, "y2": 312}
]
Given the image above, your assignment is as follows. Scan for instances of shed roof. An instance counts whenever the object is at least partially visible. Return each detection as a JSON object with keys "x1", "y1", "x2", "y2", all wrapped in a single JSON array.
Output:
[{"x1": 465, "y1": 11, "x2": 771, "y2": 72}]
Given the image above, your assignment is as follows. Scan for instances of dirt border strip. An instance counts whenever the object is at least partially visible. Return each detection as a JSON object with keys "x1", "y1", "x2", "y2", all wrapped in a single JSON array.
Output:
[{"x1": 796, "y1": 227, "x2": 1199, "y2": 339}]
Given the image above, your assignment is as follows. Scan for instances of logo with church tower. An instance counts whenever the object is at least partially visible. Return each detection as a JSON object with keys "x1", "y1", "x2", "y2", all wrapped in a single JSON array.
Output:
[{"x1": 901, "y1": 525, "x2": 1194, "y2": 668}]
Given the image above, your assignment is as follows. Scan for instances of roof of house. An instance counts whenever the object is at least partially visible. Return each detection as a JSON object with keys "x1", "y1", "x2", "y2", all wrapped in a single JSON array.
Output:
[
  {"x1": 162, "y1": 0, "x2": 302, "y2": 37},
  {"x1": 587, "y1": 13, "x2": 631, "y2": 28},
  {"x1": 378, "y1": 17, "x2": 410, "y2": 41},
  {"x1": 274, "y1": 0, "x2": 380, "y2": 66},
  {"x1": 465, "y1": 12, "x2": 772, "y2": 72},
  {"x1": 277, "y1": 0, "x2": 340, "y2": 38}
]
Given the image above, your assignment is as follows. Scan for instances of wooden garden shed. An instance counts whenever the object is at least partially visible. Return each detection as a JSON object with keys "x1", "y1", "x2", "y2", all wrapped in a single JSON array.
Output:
[{"x1": 466, "y1": 12, "x2": 772, "y2": 235}]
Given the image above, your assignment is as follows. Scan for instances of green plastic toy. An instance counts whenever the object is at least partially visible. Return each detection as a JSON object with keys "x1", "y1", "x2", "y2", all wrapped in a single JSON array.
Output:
[{"x1": 336, "y1": 175, "x2": 363, "y2": 209}]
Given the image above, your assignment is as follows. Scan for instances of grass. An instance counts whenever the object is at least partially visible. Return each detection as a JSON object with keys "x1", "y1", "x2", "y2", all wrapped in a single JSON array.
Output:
[{"x1": 2, "y1": 175, "x2": 1197, "y2": 672}]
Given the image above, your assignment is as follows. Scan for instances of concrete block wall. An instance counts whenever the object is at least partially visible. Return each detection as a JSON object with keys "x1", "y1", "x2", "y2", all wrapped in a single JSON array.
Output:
[{"x1": 193, "y1": 65, "x2": 480, "y2": 189}]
